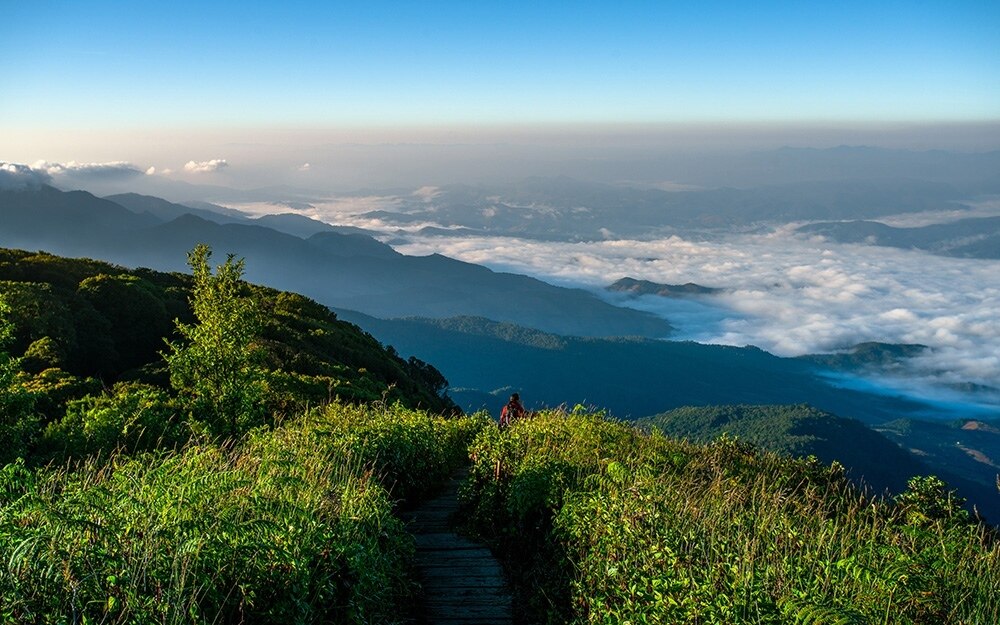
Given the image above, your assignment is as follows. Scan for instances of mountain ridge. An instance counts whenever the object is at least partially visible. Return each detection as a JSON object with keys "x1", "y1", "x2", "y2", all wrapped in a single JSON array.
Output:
[{"x1": 0, "y1": 184, "x2": 671, "y2": 338}]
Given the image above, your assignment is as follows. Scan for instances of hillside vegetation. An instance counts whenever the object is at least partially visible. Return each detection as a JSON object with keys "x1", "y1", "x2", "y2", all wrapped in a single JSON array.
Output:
[
  {"x1": 463, "y1": 411, "x2": 1000, "y2": 624},
  {"x1": 0, "y1": 245, "x2": 482, "y2": 623},
  {"x1": 0, "y1": 246, "x2": 455, "y2": 464},
  {"x1": 643, "y1": 404, "x2": 931, "y2": 493}
]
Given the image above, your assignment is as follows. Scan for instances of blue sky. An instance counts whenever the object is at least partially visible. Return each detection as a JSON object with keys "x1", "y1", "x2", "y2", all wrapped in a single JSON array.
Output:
[{"x1": 2, "y1": 1, "x2": 998, "y2": 130}]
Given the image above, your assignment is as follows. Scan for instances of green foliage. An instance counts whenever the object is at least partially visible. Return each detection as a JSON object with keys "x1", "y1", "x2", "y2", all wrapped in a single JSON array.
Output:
[
  {"x1": 164, "y1": 245, "x2": 270, "y2": 436},
  {"x1": 77, "y1": 273, "x2": 173, "y2": 371},
  {"x1": 895, "y1": 476, "x2": 971, "y2": 527},
  {"x1": 0, "y1": 403, "x2": 486, "y2": 624},
  {"x1": 38, "y1": 383, "x2": 189, "y2": 462},
  {"x1": 464, "y1": 411, "x2": 1000, "y2": 624},
  {"x1": 644, "y1": 404, "x2": 928, "y2": 493},
  {"x1": 0, "y1": 296, "x2": 37, "y2": 465},
  {"x1": 0, "y1": 246, "x2": 456, "y2": 462}
]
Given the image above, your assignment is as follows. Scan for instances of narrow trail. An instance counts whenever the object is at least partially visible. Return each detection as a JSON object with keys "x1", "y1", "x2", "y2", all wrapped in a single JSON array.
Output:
[{"x1": 404, "y1": 469, "x2": 513, "y2": 625}]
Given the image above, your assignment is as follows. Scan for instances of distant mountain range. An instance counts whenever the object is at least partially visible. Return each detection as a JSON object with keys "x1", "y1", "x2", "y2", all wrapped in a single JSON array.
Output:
[
  {"x1": 0, "y1": 185, "x2": 669, "y2": 338},
  {"x1": 363, "y1": 176, "x2": 976, "y2": 241},
  {"x1": 333, "y1": 312, "x2": 962, "y2": 425},
  {"x1": 795, "y1": 342, "x2": 930, "y2": 373},
  {"x1": 798, "y1": 216, "x2": 1000, "y2": 259}
]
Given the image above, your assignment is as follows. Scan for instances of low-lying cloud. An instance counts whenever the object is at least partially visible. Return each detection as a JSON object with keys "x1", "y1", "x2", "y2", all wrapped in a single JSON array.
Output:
[
  {"x1": 32, "y1": 160, "x2": 145, "y2": 180},
  {"x1": 0, "y1": 162, "x2": 51, "y2": 189},
  {"x1": 183, "y1": 159, "x2": 229, "y2": 173},
  {"x1": 391, "y1": 230, "x2": 1000, "y2": 407}
]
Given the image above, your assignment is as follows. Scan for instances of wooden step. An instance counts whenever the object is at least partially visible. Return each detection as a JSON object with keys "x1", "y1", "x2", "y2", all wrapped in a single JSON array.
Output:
[{"x1": 408, "y1": 467, "x2": 513, "y2": 625}]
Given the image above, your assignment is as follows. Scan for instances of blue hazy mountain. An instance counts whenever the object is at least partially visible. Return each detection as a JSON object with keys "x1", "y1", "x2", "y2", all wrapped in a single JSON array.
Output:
[
  {"x1": 364, "y1": 176, "x2": 973, "y2": 241},
  {"x1": 798, "y1": 216, "x2": 1000, "y2": 259},
  {"x1": 108, "y1": 193, "x2": 355, "y2": 239},
  {"x1": 607, "y1": 277, "x2": 725, "y2": 297},
  {"x1": 0, "y1": 185, "x2": 670, "y2": 338},
  {"x1": 105, "y1": 192, "x2": 251, "y2": 225}
]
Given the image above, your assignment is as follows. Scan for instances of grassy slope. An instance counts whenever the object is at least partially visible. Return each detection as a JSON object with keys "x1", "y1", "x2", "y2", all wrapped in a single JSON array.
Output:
[
  {"x1": 464, "y1": 411, "x2": 1000, "y2": 625},
  {"x1": 1, "y1": 403, "x2": 486, "y2": 624}
]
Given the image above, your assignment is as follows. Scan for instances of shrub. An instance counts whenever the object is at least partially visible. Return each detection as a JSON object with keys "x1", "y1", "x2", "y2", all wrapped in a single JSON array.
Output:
[{"x1": 38, "y1": 382, "x2": 189, "y2": 462}]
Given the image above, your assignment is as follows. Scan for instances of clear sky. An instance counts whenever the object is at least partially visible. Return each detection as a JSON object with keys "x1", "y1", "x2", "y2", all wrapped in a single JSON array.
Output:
[{"x1": 2, "y1": 0, "x2": 998, "y2": 132}]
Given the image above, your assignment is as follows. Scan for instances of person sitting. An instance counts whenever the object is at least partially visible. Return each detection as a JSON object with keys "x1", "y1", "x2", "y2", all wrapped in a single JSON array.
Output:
[{"x1": 499, "y1": 393, "x2": 525, "y2": 428}]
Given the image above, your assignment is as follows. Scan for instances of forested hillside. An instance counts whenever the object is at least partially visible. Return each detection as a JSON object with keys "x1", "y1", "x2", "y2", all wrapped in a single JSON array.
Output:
[
  {"x1": 0, "y1": 246, "x2": 455, "y2": 465},
  {"x1": 643, "y1": 405, "x2": 930, "y2": 492}
]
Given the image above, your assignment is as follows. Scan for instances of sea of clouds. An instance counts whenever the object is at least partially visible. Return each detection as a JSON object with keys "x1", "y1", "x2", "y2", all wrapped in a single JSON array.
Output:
[
  {"x1": 388, "y1": 229, "x2": 1000, "y2": 408},
  {"x1": 223, "y1": 193, "x2": 1000, "y2": 411}
]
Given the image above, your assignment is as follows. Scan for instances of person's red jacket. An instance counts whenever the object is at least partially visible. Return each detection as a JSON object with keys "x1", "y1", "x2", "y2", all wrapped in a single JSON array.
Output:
[{"x1": 500, "y1": 399, "x2": 525, "y2": 427}]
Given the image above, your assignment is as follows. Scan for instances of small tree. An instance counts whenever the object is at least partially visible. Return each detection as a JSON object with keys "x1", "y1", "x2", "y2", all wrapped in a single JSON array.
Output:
[
  {"x1": 895, "y1": 475, "x2": 971, "y2": 527},
  {"x1": 164, "y1": 245, "x2": 268, "y2": 437}
]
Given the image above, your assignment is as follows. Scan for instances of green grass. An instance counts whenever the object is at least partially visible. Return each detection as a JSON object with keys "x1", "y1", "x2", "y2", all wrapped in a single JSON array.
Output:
[
  {"x1": 0, "y1": 403, "x2": 487, "y2": 624},
  {"x1": 463, "y1": 410, "x2": 1000, "y2": 625}
]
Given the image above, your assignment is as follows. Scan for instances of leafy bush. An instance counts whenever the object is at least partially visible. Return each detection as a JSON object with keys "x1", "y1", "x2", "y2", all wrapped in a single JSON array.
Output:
[
  {"x1": 0, "y1": 296, "x2": 38, "y2": 466},
  {"x1": 38, "y1": 382, "x2": 189, "y2": 462},
  {"x1": 464, "y1": 410, "x2": 1000, "y2": 624}
]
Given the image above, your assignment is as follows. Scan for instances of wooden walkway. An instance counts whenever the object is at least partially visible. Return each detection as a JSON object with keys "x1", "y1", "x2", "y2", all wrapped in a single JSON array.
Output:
[{"x1": 404, "y1": 470, "x2": 513, "y2": 625}]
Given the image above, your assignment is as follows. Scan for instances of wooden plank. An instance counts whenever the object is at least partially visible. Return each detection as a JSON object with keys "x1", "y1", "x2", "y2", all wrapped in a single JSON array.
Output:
[
  {"x1": 425, "y1": 590, "x2": 511, "y2": 604},
  {"x1": 425, "y1": 600, "x2": 511, "y2": 610},
  {"x1": 427, "y1": 620, "x2": 511, "y2": 625},
  {"x1": 426, "y1": 606, "x2": 512, "y2": 618},
  {"x1": 417, "y1": 562, "x2": 504, "y2": 574},
  {"x1": 414, "y1": 534, "x2": 485, "y2": 548},
  {"x1": 424, "y1": 575, "x2": 509, "y2": 597},
  {"x1": 427, "y1": 620, "x2": 512, "y2": 625},
  {"x1": 419, "y1": 574, "x2": 505, "y2": 585}
]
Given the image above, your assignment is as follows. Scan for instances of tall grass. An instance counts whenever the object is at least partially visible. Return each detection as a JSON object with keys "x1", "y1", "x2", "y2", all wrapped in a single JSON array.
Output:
[
  {"x1": 0, "y1": 402, "x2": 487, "y2": 624},
  {"x1": 464, "y1": 410, "x2": 1000, "y2": 625}
]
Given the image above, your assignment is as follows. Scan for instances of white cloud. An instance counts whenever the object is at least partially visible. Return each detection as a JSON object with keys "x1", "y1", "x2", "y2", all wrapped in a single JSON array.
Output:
[
  {"x1": 390, "y1": 229, "x2": 1000, "y2": 406},
  {"x1": 413, "y1": 186, "x2": 440, "y2": 201},
  {"x1": 183, "y1": 159, "x2": 229, "y2": 173},
  {"x1": 145, "y1": 166, "x2": 156, "y2": 175},
  {"x1": 298, "y1": 162, "x2": 311, "y2": 172},
  {"x1": 0, "y1": 162, "x2": 51, "y2": 189},
  {"x1": 31, "y1": 160, "x2": 144, "y2": 179}
]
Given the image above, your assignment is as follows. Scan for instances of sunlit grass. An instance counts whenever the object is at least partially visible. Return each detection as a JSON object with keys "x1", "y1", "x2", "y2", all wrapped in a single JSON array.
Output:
[
  {"x1": 464, "y1": 409, "x2": 1000, "y2": 624},
  {"x1": 0, "y1": 402, "x2": 487, "y2": 624}
]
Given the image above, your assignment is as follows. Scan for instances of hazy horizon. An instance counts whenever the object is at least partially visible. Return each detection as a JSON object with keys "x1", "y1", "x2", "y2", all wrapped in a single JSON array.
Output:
[{"x1": 3, "y1": 2, "x2": 999, "y2": 191}]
